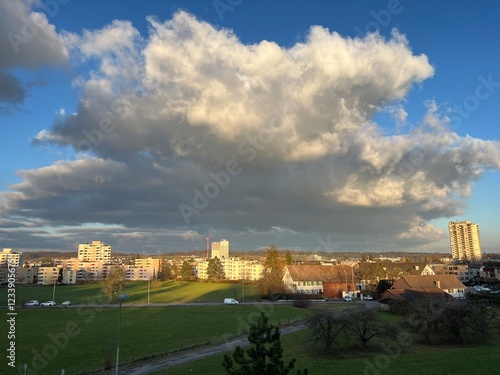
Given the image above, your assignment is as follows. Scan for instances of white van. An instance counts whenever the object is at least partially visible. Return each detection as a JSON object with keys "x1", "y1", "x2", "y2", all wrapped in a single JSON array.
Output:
[{"x1": 224, "y1": 298, "x2": 239, "y2": 305}]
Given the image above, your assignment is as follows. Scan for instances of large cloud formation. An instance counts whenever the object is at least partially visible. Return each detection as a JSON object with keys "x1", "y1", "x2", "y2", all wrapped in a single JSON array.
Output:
[
  {"x1": 2, "y1": 11, "x2": 500, "y2": 251},
  {"x1": 0, "y1": 0, "x2": 68, "y2": 113}
]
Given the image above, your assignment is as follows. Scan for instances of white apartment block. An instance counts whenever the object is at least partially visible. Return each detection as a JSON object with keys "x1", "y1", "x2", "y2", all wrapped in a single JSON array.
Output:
[
  {"x1": 124, "y1": 266, "x2": 156, "y2": 281},
  {"x1": 448, "y1": 221, "x2": 482, "y2": 261},
  {"x1": 78, "y1": 240, "x2": 112, "y2": 263},
  {"x1": 37, "y1": 266, "x2": 61, "y2": 285},
  {"x1": 0, "y1": 248, "x2": 24, "y2": 267},
  {"x1": 135, "y1": 257, "x2": 160, "y2": 269},
  {"x1": 62, "y1": 269, "x2": 78, "y2": 284},
  {"x1": 197, "y1": 257, "x2": 264, "y2": 281},
  {"x1": 211, "y1": 239, "x2": 229, "y2": 259}
]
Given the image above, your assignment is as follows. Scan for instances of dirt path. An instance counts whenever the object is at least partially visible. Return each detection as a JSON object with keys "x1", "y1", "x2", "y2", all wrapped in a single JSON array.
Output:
[{"x1": 120, "y1": 323, "x2": 307, "y2": 375}]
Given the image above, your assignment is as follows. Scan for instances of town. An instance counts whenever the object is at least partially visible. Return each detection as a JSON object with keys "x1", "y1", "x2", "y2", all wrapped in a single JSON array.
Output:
[{"x1": 2, "y1": 221, "x2": 499, "y2": 299}]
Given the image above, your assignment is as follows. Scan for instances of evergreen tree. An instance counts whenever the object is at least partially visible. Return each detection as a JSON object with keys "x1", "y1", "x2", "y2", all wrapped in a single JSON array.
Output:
[
  {"x1": 223, "y1": 312, "x2": 308, "y2": 375},
  {"x1": 207, "y1": 256, "x2": 226, "y2": 280},
  {"x1": 180, "y1": 260, "x2": 196, "y2": 280}
]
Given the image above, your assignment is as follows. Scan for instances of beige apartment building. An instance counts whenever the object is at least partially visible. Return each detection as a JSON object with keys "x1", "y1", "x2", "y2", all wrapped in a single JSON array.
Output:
[
  {"x1": 135, "y1": 257, "x2": 160, "y2": 269},
  {"x1": 448, "y1": 221, "x2": 482, "y2": 261},
  {"x1": 211, "y1": 239, "x2": 229, "y2": 259},
  {"x1": 197, "y1": 257, "x2": 264, "y2": 281},
  {"x1": 0, "y1": 248, "x2": 24, "y2": 267},
  {"x1": 78, "y1": 240, "x2": 112, "y2": 263}
]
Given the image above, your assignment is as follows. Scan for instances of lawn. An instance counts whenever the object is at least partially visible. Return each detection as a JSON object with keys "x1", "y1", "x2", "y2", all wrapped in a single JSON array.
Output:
[
  {"x1": 159, "y1": 308, "x2": 500, "y2": 375},
  {"x1": 0, "y1": 280, "x2": 260, "y2": 306},
  {"x1": 0, "y1": 304, "x2": 309, "y2": 374}
]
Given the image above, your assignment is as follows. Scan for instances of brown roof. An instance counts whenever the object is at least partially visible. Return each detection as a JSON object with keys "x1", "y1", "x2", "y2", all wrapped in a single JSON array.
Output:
[
  {"x1": 355, "y1": 261, "x2": 430, "y2": 279},
  {"x1": 391, "y1": 275, "x2": 466, "y2": 290},
  {"x1": 285, "y1": 265, "x2": 352, "y2": 283},
  {"x1": 378, "y1": 288, "x2": 450, "y2": 304}
]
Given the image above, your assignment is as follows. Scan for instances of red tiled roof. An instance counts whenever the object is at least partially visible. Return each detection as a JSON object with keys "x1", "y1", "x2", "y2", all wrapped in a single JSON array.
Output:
[
  {"x1": 392, "y1": 275, "x2": 466, "y2": 290},
  {"x1": 285, "y1": 265, "x2": 352, "y2": 283}
]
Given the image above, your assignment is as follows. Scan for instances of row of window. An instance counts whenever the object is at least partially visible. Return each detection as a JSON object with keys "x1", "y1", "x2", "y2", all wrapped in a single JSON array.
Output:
[{"x1": 296, "y1": 281, "x2": 322, "y2": 286}]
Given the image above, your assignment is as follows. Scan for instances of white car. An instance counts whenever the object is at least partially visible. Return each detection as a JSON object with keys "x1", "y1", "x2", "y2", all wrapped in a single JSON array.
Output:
[
  {"x1": 343, "y1": 296, "x2": 353, "y2": 302},
  {"x1": 62, "y1": 300, "x2": 71, "y2": 306},
  {"x1": 25, "y1": 300, "x2": 39, "y2": 307},
  {"x1": 363, "y1": 295, "x2": 373, "y2": 300},
  {"x1": 40, "y1": 301, "x2": 56, "y2": 307}
]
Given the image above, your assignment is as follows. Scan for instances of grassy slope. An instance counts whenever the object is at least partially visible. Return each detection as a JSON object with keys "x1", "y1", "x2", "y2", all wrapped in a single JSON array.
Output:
[
  {"x1": 0, "y1": 305, "x2": 308, "y2": 374},
  {"x1": 0, "y1": 280, "x2": 260, "y2": 306},
  {"x1": 159, "y1": 310, "x2": 500, "y2": 375}
]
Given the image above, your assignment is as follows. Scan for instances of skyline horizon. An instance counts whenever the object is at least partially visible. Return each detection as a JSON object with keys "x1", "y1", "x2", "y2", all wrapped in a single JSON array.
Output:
[{"x1": 1, "y1": 1, "x2": 499, "y2": 253}]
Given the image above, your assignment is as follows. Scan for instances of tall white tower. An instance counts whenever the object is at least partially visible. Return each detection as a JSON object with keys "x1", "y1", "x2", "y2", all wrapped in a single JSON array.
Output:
[{"x1": 448, "y1": 221, "x2": 482, "y2": 261}]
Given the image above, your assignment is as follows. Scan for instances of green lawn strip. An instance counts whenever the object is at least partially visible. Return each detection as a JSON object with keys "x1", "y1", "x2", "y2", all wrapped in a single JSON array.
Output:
[
  {"x1": 0, "y1": 280, "x2": 261, "y2": 306},
  {"x1": 0, "y1": 305, "x2": 308, "y2": 374}
]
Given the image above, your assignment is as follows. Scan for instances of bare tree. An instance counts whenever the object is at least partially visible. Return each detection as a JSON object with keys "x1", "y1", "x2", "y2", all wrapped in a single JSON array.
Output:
[
  {"x1": 307, "y1": 307, "x2": 345, "y2": 353},
  {"x1": 343, "y1": 309, "x2": 398, "y2": 349},
  {"x1": 101, "y1": 266, "x2": 125, "y2": 302},
  {"x1": 406, "y1": 297, "x2": 446, "y2": 344}
]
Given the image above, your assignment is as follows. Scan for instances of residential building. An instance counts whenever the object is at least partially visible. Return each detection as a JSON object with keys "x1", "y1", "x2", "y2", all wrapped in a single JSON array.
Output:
[
  {"x1": 135, "y1": 257, "x2": 160, "y2": 269},
  {"x1": 282, "y1": 265, "x2": 358, "y2": 298},
  {"x1": 16, "y1": 266, "x2": 39, "y2": 284},
  {"x1": 78, "y1": 240, "x2": 112, "y2": 263},
  {"x1": 432, "y1": 263, "x2": 476, "y2": 283},
  {"x1": 0, "y1": 248, "x2": 24, "y2": 267},
  {"x1": 379, "y1": 274, "x2": 467, "y2": 304},
  {"x1": 124, "y1": 266, "x2": 156, "y2": 281},
  {"x1": 211, "y1": 239, "x2": 229, "y2": 259},
  {"x1": 448, "y1": 221, "x2": 482, "y2": 261},
  {"x1": 196, "y1": 257, "x2": 264, "y2": 281},
  {"x1": 354, "y1": 261, "x2": 435, "y2": 290},
  {"x1": 62, "y1": 269, "x2": 78, "y2": 284},
  {"x1": 37, "y1": 266, "x2": 61, "y2": 285},
  {"x1": 480, "y1": 261, "x2": 500, "y2": 281}
]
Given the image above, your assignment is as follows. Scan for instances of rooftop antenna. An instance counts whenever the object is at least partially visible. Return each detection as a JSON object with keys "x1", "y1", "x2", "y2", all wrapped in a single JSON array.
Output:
[{"x1": 206, "y1": 236, "x2": 213, "y2": 259}]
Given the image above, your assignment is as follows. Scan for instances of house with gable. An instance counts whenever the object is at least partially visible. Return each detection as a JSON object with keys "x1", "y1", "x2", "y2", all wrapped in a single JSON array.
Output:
[
  {"x1": 379, "y1": 274, "x2": 467, "y2": 305},
  {"x1": 354, "y1": 261, "x2": 435, "y2": 290},
  {"x1": 282, "y1": 264, "x2": 358, "y2": 298}
]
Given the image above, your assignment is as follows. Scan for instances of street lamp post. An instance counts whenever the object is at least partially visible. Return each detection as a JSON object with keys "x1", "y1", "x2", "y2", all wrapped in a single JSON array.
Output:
[
  {"x1": 115, "y1": 294, "x2": 128, "y2": 375},
  {"x1": 343, "y1": 270, "x2": 347, "y2": 297}
]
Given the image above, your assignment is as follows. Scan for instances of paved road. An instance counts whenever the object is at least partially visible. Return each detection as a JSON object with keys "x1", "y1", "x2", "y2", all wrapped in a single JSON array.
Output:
[{"x1": 120, "y1": 323, "x2": 307, "y2": 375}]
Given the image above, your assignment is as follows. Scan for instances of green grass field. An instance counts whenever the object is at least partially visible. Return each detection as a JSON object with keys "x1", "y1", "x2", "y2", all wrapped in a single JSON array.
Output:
[
  {"x1": 158, "y1": 311, "x2": 500, "y2": 375},
  {"x1": 0, "y1": 304, "x2": 309, "y2": 374},
  {"x1": 0, "y1": 280, "x2": 260, "y2": 306}
]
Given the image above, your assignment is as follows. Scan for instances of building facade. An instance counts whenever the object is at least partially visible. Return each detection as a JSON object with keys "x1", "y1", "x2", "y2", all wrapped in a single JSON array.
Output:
[
  {"x1": 78, "y1": 240, "x2": 112, "y2": 263},
  {"x1": 0, "y1": 248, "x2": 24, "y2": 267},
  {"x1": 448, "y1": 221, "x2": 482, "y2": 261},
  {"x1": 432, "y1": 263, "x2": 476, "y2": 283},
  {"x1": 211, "y1": 239, "x2": 229, "y2": 259},
  {"x1": 196, "y1": 257, "x2": 264, "y2": 281}
]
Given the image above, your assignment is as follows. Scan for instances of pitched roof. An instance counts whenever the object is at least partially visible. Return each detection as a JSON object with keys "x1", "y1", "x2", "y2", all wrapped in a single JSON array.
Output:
[
  {"x1": 284, "y1": 265, "x2": 352, "y2": 283},
  {"x1": 378, "y1": 288, "x2": 450, "y2": 304},
  {"x1": 355, "y1": 261, "x2": 431, "y2": 279},
  {"x1": 391, "y1": 275, "x2": 466, "y2": 290}
]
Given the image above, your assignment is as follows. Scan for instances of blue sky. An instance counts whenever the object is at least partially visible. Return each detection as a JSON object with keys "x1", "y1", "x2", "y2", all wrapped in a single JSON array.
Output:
[{"x1": 1, "y1": 0, "x2": 499, "y2": 253}]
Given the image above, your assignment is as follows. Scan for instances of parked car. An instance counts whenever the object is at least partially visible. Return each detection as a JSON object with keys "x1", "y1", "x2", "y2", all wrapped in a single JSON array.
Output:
[
  {"x1": 343, "y1": 296, "x2": 353, "y2": 302},
  {"x1": 362, "y1": 295, "x2": 373, "y2": 300},
  {"x1": 224, "y1": 298, "x2": 239, "y2": 305},
  {"x1": 40, "y1": 301, "x2": 56, "y2": 307},
  {"x1": 61, "y1": 300, "x2": 71, "y2": 306},
  {"x1": 24, "y1": 300, "x2": 39, "y2": 307}
]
